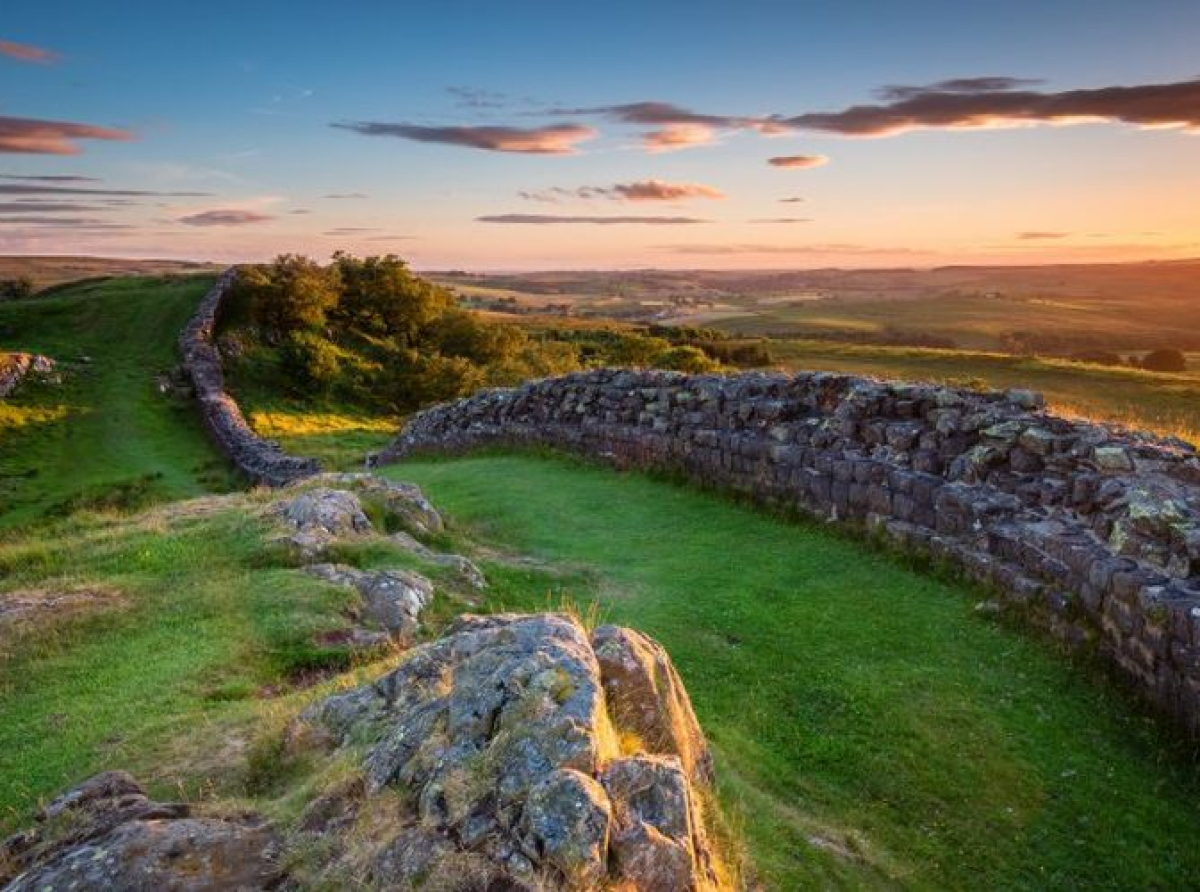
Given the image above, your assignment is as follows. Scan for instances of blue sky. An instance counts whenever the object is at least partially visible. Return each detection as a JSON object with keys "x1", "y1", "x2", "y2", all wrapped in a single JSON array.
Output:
[{"x1": 3, "y1": 0, "x2": 1199, "y2": 268}]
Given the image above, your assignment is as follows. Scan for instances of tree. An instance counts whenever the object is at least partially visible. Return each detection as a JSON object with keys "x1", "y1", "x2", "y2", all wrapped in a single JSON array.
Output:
[
  {"x1": 333, "y1": 252, "x2": 451, "y2": 343},
  {"x1": 1141, "y1": 348, "x2": 1187, "y2": 373},
  {"x1": 239, "y1": 255, "x2": 339, "y2": 337}
]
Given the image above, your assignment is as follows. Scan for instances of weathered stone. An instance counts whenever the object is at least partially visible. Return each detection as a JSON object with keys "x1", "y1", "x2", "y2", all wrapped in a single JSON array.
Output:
[
  {"x1": 1, "y1": 772, "x2": 283, "y2": 890},
  {"x1": 306, "y1": 563, "x2": 433, "y2": 638},
  {"x1": 309, "y1": 613, "x2": 720, "y2": 889},
  {"x1": 591, "y1": 625, "x2": 713, "y2": 784},
  {"x1": 278, "y1": 487, "x2": 371, "y2": 537},
  {"x1": 1095, "y1": 445, "x2": 1135, "y2": 472}
]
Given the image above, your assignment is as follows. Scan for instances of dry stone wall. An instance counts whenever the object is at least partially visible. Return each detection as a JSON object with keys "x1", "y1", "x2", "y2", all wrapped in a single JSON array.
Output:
[
  {"x1": 179, "y1": 269, "x2": 320, "y2": 486},
  {"x1": 377, "y1": 368, "x2": 1200, "y2": 732}
]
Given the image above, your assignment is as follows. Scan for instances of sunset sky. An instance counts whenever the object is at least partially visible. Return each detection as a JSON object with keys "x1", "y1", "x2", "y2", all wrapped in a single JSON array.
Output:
[{"x1": 3, "y1": 0, "x2": 1200, "y2": 269}]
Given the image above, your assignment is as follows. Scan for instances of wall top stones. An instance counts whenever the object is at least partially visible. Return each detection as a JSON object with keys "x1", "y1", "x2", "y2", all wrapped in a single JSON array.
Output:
[
  {"x1": 377, "y1": 367, "x2": 1200, "y2": 732},
  {"x1": 179, "y1": 270, "x2": 320, "y2": 487}
]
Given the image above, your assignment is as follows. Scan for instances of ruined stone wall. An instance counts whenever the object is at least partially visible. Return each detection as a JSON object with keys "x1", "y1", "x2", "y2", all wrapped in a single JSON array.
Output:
[
  {"x1": 179, "y1": 270, "x2": 320, "y2": 487},
  {"x1": 377, "y1": 369, "x2": 1200, "y2": 732}
]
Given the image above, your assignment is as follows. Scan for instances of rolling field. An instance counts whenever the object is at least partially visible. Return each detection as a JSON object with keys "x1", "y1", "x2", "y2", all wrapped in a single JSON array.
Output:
[{"x1": 0, "y1": 275, "x2": 233, "y2": 529}]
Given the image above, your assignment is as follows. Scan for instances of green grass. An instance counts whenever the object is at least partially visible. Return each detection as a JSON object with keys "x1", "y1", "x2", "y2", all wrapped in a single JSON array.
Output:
[
  {"x1": 768, "y1": 339, "x2": 1200, "y2": 444},
  {"x1": 383, "y1": 453, "x2": 1200, "y2": 889},
  {"x1": 0, "y1": 275, "x2": 236, "y2": 529},
  {"x1": 0, "y1": 495, "x2": 362, "y2": 829}
]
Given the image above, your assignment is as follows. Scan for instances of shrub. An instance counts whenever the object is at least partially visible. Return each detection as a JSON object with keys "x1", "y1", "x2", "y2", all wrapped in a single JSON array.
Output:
[
  {"x1": 281, "y1": 331, "x2": 341, "y2": 393},
  {"x1": 237, "y1": 255, "x2": 339, "y2": 337},
  {"x1": 0, "y1": 277, "x2": 34, "y2": 301},
  {"x1": 1141, "y1": 348, "x2": 1187, "y2": 372}
]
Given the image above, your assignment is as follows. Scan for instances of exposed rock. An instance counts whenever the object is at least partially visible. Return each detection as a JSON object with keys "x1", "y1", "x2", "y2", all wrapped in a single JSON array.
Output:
[
  {"x1": 390, "y1": 530, "x2": 487, "y2": 589},
  {"x1": 306, "y1": 563, "x2": 433, "y2": 639},
  {"x1": 1, "y1": 771, "x2": 284, "y2": 890},
  {"x1": 308, "y1": 612, "x2": 720, "y2": 890},
  {"x1": 591, "y1": 625, "x2": 713, "y2": 784},
  {"x1": 602, "y1": 755, "x2": 715, "y2": 892},
  {"x1": 279, "y1": 488, "x2": 372, "y2": 538},
  {"x1": 312, "y1": 473, "x2": 445, "y2": 536},
  {"x1": 0, "y1": 353, "x2": 56, "y2": 400}
]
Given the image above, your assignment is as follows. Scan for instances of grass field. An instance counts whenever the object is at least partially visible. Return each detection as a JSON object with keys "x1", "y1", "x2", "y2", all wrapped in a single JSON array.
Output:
[
  {"x1": 765, "y1": 339, "x2": 1200, "y2": 444},
  {"x1": 386, "y1": 453, "x2": 1200, "y2": 889},
  {"x1": 0, "y1": 275, "x2": 234, "y2": 529}
]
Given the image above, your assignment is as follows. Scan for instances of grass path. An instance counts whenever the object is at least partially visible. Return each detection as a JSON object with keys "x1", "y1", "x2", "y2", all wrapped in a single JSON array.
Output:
[
  {"x1": 386, "y1": 454, "x2": 1200, "y2": 889},
  {"x1": 0, "y1": 276, "x2": 230, "y2": 529}
]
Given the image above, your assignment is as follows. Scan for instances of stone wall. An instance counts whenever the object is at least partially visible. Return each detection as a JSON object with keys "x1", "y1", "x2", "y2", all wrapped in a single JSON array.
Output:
[
  {"x1": 179, "y1": 270, "x2": 320, "y2": 487},
  {"x1": 376, "y1": 369, "x2": 1200, "y2": 732}
]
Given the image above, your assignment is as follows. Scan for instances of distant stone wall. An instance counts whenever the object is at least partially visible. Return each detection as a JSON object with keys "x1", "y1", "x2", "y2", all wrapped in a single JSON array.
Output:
[
  {"x1": 377, "y1": 369, "x2": 1200, "y2": 732},
  {"x1": 179, "y1": 270, "x2": 320, "y2": 487},
  {"x1": 0, "y1": 353, "x2": 55, "y2": 400}
]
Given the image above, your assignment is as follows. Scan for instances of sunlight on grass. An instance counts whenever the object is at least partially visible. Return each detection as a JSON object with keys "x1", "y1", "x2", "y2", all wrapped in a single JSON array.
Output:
[{"x1": 0, "y1": 403, "x2": 69, "y2": 433}]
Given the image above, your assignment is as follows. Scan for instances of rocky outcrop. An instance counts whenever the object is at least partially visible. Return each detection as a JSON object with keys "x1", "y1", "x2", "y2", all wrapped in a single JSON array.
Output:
[
  {"x1": 0, "y1": 353, "x2": 55, "y2": 400},
  {"x1": 306, "y1": 564, "x2": 434, "y2": 640},
  {"x1": 178, "y1": 269, "x2": 319, "y2": 487},
  {"x1": 307, "y1": 612, "x2": 721, "y2": 890},
  {"x1": 377, "y1": 369, "x2": 1200, "y2": 733},
  {"x1": 0, "y1": 771, "x2": 285, "y2": 890}
]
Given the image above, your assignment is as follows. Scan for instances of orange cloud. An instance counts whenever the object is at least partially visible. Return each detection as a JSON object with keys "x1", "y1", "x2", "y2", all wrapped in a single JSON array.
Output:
[
  {"x1": 0, "y1": 39, "x2": 59, "y2": 64},
  {"x1": 768, "y1": 154, "x2": 829, "y2": 169},
  {"x1": 332, "y1": 121, "x2": 596, "y2": 154},
  {"x1": 0, "y1": 115, "x2": 134, "y2": 155},
  {"x1": 643, "y1": 124, "x2": 717, "y2": 152},
  {"x1": 1017, "y1": 231, "x2": 1071, "y2": 240}
]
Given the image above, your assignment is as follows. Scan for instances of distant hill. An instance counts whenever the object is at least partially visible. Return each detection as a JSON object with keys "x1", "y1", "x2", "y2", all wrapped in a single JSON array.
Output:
[{"x1": 0, "y1": 256, "x2": 223, "y2": 291}]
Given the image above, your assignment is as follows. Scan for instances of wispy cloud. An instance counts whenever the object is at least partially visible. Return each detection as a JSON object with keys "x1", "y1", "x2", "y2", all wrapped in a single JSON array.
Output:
[
  {"x1": 655, "y1": 242, "x2": 918, "y2": 255},
  {"x1": 786, "y1": 76, "x2": 1200, "y2": 136},
  {"x1": 768, "y1": 155, "x2": 829, "y2": 169},
  {"x1": 0, "y1": 38, "x2": 60, "y2": 64},
  {"x1": 322, "y1": 226, "x2": 381, "y2": 235},
  {"x1": 779, "y1": 196, "x2": 805, "y2": 203},
  {"x1": 479, "y1": 213, "x2": 707, "y2": 226},
  {"x1": 0, "y1": 201, "x2": 113, "y2": 213},
  {"x1": 0, "y1": 183, "x2": 211, "y2": 197},
  {"x1": 749, "y1": 217, "x2": 812, "y2": 224},
  {"x1": 550, "y1": 101, "x2": 782, "y2": 152},
  {"x1": 322, "y1": 192, "x2": 367, "y2": 199},
  {"x1": 520, "y1": 179, "x2": 724, "y2": 203},
  {"x1": 0, "y1": 115, "x2": 135, "y2": 155},
  {"x1": 1016, "y1": 231, "x2": 1070, "y2": 240},
  {"x1": 447, "y1": 86, "x2": 510, "y2": 110},
  {"x1": 0, "y1": 173, "x2": 101, "y2": 183},
  {"x1": 0, "y1": 216, "x2": 132, "y2": 230},
  {"x1": 332, "y1": 121, "x2": 597, "y2": 154},
  {"x1": 179, "y1": 209, "x2": 274, "y2": 226}
]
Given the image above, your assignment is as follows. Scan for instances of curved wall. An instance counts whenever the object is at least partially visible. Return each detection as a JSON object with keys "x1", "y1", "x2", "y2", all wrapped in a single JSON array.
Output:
[
  {"x1": 377, "y1": 368, "x2": 1200, "y2": 731},
  {"x1": 179, "y1": 270, "x2": 320, "y2": 487}
]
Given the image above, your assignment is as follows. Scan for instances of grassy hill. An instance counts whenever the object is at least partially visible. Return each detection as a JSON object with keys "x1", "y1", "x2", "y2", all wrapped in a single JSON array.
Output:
[
  {"x1": 0, "y1": 256, "x2": 221, "y2": 291},
  {"x1": 5, "y1": 273, "x2": 1200, "y2": 887},
  {"x1": 0, "y1": 275, "x2": 234, "y2": 529}
]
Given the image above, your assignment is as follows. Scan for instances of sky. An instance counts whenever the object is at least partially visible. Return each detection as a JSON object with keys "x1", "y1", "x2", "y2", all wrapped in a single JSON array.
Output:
[{"x1": 2, "y1": 0, "x2": 1200, "y2": 270}]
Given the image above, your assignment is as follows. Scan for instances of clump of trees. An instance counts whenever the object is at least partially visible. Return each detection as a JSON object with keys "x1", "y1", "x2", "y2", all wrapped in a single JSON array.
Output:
[
  {"x1": 224, "y1": 254, "x2": 734, "y2": 415},
  {"x1": 0, "y1": 277, "x2": 34, "y2": 301}
]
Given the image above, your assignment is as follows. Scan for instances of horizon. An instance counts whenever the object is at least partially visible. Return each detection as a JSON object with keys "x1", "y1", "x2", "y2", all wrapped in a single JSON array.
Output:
[{"x1": 2, "y1": 1, "x2": 1199, "y2": 269}]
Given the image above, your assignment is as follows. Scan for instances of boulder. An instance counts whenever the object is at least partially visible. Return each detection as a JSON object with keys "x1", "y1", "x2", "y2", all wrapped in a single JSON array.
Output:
[
  {"x1": 308, "y1": 612, "x2": 721, "y2": 890},
  {"x1": 1, "y1": 771, "x2": 284, "y2": 891},
  {"x1": 278, "y1": 488, "x2": 372, "y2": 538},
  {"x1": 306, "y1": 563, "x2": 434, "y2": 639},
  {"x1": 312, "y1": 473, "x2": 445, "y2": 536}
]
